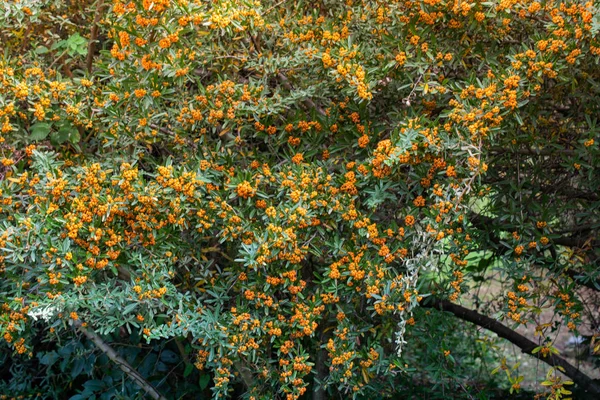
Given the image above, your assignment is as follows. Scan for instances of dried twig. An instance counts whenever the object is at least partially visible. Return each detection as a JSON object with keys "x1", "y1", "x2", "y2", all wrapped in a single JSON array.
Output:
[{"x1": 263, "y1": 0, "x2": 285, "y2": 15}]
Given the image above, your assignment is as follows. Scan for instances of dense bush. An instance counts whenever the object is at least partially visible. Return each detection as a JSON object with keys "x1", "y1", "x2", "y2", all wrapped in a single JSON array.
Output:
[{"x1": 0, "y1": 0, "x2": 599, "y2": 399}]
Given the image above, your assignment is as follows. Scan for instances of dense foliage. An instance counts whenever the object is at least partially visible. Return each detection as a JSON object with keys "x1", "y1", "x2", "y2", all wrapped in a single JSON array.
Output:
[{"x1": 0, "y1": 0, "x2": 599, "y2": 399}]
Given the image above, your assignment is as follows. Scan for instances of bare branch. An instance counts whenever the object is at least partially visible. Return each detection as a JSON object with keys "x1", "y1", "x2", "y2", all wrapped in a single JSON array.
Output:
[
  {"x1": 73, "y1": 320, "x2": 167, "y2": 400},
  {"x1": 422, "y1": 299, "x2": 600, "y2": 396},
  {"x1": 149, "y1": 124, "x2": 175, "y2": 136},
  {"x1": 86, "y1": 0, "x2": 106, "y2": 74}
]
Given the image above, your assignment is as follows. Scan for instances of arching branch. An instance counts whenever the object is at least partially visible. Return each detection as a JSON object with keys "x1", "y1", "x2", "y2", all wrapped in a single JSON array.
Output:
[{"x1": 421, "y1": 298, "x2": 600, "y2": 396}]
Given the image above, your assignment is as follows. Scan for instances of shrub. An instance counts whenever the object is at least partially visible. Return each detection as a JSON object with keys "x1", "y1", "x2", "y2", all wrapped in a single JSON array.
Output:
[{"x1": 0, "y1": 1, "x2": 599, "y2": 399}]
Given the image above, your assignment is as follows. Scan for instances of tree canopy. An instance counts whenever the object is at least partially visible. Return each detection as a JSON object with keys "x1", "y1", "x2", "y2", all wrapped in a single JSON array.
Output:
[{"x1": 0, "y1": 0, "x2": 599, "y2": 399}]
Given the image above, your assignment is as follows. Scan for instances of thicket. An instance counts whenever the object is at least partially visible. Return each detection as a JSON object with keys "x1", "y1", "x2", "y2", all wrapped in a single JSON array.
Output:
[{"x1": 0, "y1": 0, "x2": 599, "y2": 399}]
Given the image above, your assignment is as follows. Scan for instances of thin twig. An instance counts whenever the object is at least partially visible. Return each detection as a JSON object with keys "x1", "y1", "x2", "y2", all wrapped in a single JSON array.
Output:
[
  {"x1": 175, "y1": 338, "x2": 192, "y2": 369},
  {"x1": 149, "y1": 124, "x2": 175, "y2": 136},
  {"x1": 263, "y1": 0, "x2": 285, "y2": 15},
  {"x1": 402, "y1": 74, "x2": 423, "y2": 107}
]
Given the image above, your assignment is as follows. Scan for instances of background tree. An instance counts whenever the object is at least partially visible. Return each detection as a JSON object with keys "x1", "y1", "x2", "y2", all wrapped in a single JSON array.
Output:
[{"x1": 0, "y1": 0, "x2": 599, "y2": 399}]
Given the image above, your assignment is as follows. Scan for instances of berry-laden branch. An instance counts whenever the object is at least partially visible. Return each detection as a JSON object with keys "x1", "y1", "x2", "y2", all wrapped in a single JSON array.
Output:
[{"x1": 421, "y1": 298, "x2": 600, "y2": 397}]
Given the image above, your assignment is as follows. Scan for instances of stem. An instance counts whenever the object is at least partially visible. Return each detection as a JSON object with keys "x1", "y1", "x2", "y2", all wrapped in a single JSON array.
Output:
[
  {"x1": 234, "y1": 360, "x2": 254, "y2": 389},
  {"x1": 86, "y1": 0, "x2": 106, "y2": 74},
  {"x1": 175, "y1": 338, "x2": 192, "y2": 369}
]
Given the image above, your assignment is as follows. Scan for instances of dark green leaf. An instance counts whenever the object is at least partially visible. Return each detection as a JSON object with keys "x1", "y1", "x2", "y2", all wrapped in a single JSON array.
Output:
[{"x1": 30, "y1": 122, "x2": 51, "y2": 141}]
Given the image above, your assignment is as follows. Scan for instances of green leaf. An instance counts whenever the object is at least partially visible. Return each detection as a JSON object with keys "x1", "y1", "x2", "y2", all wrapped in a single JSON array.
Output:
[
  {"x1": 199, "y1": 373, "x2": 210, "y2": 389},
  {"x1": 514, "y1": 113, "x2": 523, "y2": 126},
  {"x1": 69, "y1": 128, "x2": 81, "y2": 143},
  {"x1": 35, "y1": 46, "x2": 49, "y2": 55},
  {"x1": 51, "y1": 40, "x2": 67, "y2": 50},
  {"x1": 67, "y1": 33, "x2": 86, "y2": 47},
  {"x1": 50, "y1": 122, "x2": 79, "y2": 145},
  {"x1": 50, "y1": 129, "x2": 70, "y2": 145},
  {"x1": 184, "y1": 363, "x2": 194, "y2": 378},
  {"x1": 39, "y1": 351, "x2": 59, "y2": 366},
  {"x1": 123, "y1": 303, "x2": 137, "y2": 315},
  {"x1": 160, "y1": 349, "x2": 179, "y2": 363},
  {"x1": 83, "y1": 379, "x2": 105, "y2": 391},
  {"x1": 71, "y1": 357, "x2": 85, "y2": 378},
  {"x1": 30, "y1": 123, "x2": 51, "y2": 141},
  {"x1": 65, "y1": 33, "x2": 87, "y2": 56}
]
